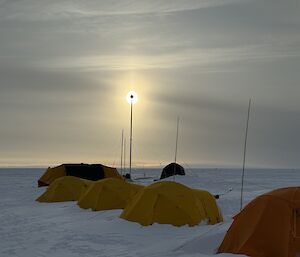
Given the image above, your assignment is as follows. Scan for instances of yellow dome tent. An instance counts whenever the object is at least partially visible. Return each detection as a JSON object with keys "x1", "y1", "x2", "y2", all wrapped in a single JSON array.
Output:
[
  {"x1": 36, "y1": 176, "x2": 92, "y2": 202},
  {"x1": 38, "y1": 165, "x2": 66, "y2": 187},
  {"x1": 193, "y1": 189, "x2": 223, "y2": 224},
  {"x1": 78, "y1": 178, "x2": 144, "y2": 211},
  {"x1": 38, "y1": 163, "x2": 122, "y2": 187},
  {"x1": 120, "y1": 181, "x2": 223, "y2": 226}
]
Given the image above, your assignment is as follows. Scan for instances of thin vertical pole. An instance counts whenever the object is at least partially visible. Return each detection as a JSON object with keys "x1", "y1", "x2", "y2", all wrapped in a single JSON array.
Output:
[
  {"x1": 120, "y1": 129, "x2": 124, "y2": 175},
  {"x1": 129, "y1": 100, "x2": 133, "y2": 177},
  {"x1": 173, "y1": 116, "x2": 180, "y2": 180},
  {"x1": 240, "y1": 99, "x2": 252, "y2": 211},
  {"x1": 174, "y1": 116, "x2": 180, "y2": 163},
  {"x1": 123, "y1": 138, "x2": 126, "y2": 174}
]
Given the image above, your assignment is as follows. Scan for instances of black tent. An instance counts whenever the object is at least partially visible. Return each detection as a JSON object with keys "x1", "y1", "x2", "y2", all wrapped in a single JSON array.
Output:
[{"x1": 160, "y1": 162, "x2": 185, "y2": 179}]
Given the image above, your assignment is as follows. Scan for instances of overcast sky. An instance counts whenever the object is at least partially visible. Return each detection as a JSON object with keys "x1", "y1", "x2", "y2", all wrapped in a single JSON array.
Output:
[{"x1": 1, "y1": 0, "x2": 300, "y2": 168}]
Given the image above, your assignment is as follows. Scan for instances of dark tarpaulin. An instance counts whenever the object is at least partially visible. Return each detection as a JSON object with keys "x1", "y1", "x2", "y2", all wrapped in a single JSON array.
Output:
[
  {"x1": 65, "y1": 164, "x2": 105, "y2": 181},
  {"x1": 160, "y1": 162, "x2": 185, "y2": 180}
]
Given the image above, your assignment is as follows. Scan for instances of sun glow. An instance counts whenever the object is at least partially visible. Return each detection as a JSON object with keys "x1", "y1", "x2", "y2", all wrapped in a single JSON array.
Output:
[{"x1": 126, "y1": 91, "x2": 138, "y2": 105}]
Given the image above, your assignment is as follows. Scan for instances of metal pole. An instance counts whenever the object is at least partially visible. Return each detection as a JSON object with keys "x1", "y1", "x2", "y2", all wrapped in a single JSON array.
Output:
[
  {"x1": 129, "y1": 99, "x2": 133, "y2": 178},
  {"x1": 173, "y1": 116, "x2": 180, "y2": 181},
  {"x1": 123, "y1": 138, "x2": 126, "y2": 174},
  {"x1": 240, "y1": 99, "x2": 252, "y2": 211},
  {"x1": 120, "y1": 129, "x2": 124, "y2": 175},
  {"x1": 174, "y1": 116, "x2": 179, "y2": 163}
]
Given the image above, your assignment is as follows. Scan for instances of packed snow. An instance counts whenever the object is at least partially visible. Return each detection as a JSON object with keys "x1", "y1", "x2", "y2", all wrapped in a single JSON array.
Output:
[{"x1": 1, "y1": 168, "x2": 299, "y2": 257}]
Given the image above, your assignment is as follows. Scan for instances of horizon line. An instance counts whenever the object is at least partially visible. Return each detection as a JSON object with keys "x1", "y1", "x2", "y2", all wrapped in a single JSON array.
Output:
[{"x1": 0, "y1": 164, "x2": 299, "y2": 170}]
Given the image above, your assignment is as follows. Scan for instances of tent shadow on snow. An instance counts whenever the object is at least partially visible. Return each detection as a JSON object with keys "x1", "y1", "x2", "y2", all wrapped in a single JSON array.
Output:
[
  {"x1": 38, "y1": 163, "x2": 122, "y2": 187},
  {"x1": 36, "y1": 176, "x2": 92, "y2": 202},
  {"x1": 120, "y1": 181, "x2": 223, "y2": 227},
  {"x1": 218, "y1": 187, "x2": 300, "y2": 257},
  {"x1": 78, "y1": 178, "x2": 144, "y2": 211}
]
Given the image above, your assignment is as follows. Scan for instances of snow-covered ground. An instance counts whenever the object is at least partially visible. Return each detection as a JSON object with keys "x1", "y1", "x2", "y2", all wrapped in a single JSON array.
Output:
[{"x1": 0, "y1": 168, "x2": 299, "y2": 257}]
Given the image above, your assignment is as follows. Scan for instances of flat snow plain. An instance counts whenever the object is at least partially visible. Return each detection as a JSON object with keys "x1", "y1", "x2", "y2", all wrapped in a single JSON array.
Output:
[{"x1": 1, "y1": 168, "x2": 299, "y2": 257}]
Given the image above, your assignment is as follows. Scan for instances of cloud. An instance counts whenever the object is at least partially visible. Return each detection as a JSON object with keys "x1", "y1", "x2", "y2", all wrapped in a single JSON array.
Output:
[
  {"x1": 35, "y1": 43, "x2": 300, "y2": 71},
  {"x1": 0, "y1": 0, "x2": 300, "y2": 168},
  {"x1": 0, "y1": 0, "x2": 249, "y2": 21},
  {"x1": 0, "y1": 61, "x2": 110, "y2": 92}
]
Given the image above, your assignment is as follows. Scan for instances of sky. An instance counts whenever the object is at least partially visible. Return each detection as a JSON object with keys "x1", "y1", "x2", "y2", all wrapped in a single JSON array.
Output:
[{"x1": 0, "y1": 0, "x2": 300, "y2": 168}]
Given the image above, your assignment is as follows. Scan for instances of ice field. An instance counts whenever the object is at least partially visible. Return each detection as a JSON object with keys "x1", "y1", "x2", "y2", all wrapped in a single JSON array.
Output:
[{"x1": 1, "y1": 168, "x2": 299, "y2": 257}]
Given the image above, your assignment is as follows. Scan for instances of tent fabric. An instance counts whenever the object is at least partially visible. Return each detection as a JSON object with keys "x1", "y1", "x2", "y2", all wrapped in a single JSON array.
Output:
[
  {"x1": 120, "y1": 181, "x2": 223, "y2": 226},
  {"x1": 160, "y1": 162, "x2": 185, "y2": 180},
  {"x1": 193, "y1": 189, "x2": 223, "y2": 225},
  {"x1": 102, "y1": 166, "x2": 123, "y2": 180},
  {"x1": 36, "y1": 176, "x2": 92, "y2": 202},
  {"x1": 78, "y1": 178, "x2": 144, "y2": 211},
  {"x1": 38, "y1": 163, "x2": 122, "y2": 187},
  {"x1": 218, "y1": 187, "x2": 300, "y2": 257},
  {"x1": 64, "y1": 164, "x2": 104, "y2": 180},
  {"x1": 38, "y1": 165, "x2": 66, "y2": 187}
]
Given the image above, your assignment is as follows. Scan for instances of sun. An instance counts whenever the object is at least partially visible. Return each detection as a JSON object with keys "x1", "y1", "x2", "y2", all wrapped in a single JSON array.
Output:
[{"x1": 126, "y1": 91, "x2": 138, "y2": 105}]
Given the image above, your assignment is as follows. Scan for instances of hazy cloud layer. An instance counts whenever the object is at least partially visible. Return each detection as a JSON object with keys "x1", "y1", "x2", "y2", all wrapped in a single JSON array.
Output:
[
  {"x1": 0, "y1": 0, "x2": 300, "y2": 168},
  {"x1": 0, "y1": 0, "x2": 249, "y2": 21}
]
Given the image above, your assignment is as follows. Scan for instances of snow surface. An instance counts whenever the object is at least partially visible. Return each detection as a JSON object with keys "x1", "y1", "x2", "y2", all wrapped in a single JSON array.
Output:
[{"x1": 0, "y1": 168, "x2": 299, "y2": 257}]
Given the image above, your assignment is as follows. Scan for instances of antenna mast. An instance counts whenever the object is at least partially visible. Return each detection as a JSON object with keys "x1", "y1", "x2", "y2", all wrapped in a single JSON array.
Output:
[
  {"x1": 173, "y1": 116, "x2": 180, "y2": 180},
  {"x1": 240, "y1": 99, "x2": 252, "y2": 211},
  {"x1": 174, "y1": 116, "x2": 180, "y2": 163},
  {"x1": 120, "y1": 129, "x2": 124, "y2": 175},
  {"x1": 123, "y1": 138, "x2": 126, "y2": 175}
]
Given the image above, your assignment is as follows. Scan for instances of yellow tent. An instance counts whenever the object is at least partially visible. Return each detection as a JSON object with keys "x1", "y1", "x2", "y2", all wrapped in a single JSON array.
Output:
[
  {"x1": 36, "y1": 176, "x2": 92, "y2": 202},
  {"x1": 78, "y1": 178, "x2": 144, "y2": 211},
  {"x1": 38, "y1": 163, "x2": 122, "y2": 187},
  {"x1": 38, "y1": 165, "x2": 66, "y2": 187},
  {"x1": 193, "y1": 189, "x2": 223, "y2": 224},
  {"x1": 103, "y1": 166, "x2": 123, "y2": 180},
  {"x1": 120, "y1": 181, "x2": 223, "y2": 226}
]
